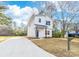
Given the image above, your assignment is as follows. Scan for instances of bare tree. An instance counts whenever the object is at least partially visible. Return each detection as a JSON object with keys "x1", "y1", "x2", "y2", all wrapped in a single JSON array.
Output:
[
  {"x1": 38, "y1": 1, "x2": 56, "y2": 18},
  {"x1": 56, "y1": 1, "x2": 79, "y2": 37},
  {"x1": 33, "y1": 1, "x2": 79, "y2": 38},
  {"x1": 41, "y1": 1, "x2": 79, "y2": 37}
]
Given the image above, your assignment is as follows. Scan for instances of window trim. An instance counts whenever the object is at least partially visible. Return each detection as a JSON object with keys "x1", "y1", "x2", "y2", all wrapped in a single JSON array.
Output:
[
  {"x1": 46, "y1": 21, "x2": 50, "y2": 25},
  {"x1": 47, "y1": 31, "x2": 50, "y2": 35},
  {"x1": 39, "y1": 18, "x2": 41, "y2": 23}
]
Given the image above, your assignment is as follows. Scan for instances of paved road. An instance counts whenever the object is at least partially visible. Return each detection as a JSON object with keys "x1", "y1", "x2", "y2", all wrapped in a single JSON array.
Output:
[{"x1": 0, "y1": 37, "x2": 55, "y2": 57}]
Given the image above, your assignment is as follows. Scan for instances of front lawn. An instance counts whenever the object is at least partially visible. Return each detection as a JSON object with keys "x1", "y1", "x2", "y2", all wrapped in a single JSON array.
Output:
[
  {"x1": 0, "y1": 36, "x2": 21, "y2": 42},
  {"x1": 31, "y1": 38, "x2": 79, "y2": 57}
]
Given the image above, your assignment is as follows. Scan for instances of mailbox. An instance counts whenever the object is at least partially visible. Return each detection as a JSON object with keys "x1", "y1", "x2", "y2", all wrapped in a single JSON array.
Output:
[{"x1": 68, "y1": 33, "x2": 79, "y2": 37}]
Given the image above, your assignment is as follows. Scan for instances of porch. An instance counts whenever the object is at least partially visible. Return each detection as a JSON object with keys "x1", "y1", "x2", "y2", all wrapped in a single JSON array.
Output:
[{"x1": 35, "y1": 24, "x2": 47, "y2": 38}]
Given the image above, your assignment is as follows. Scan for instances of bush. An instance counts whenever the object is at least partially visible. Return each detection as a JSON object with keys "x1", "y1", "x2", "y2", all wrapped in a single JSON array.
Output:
[
  {"x1": 12, "y1": 29, "x2": 27, "y2": 36},
  {"x1": 53, "y1": 31, "x2": 61, "y2": 38}
]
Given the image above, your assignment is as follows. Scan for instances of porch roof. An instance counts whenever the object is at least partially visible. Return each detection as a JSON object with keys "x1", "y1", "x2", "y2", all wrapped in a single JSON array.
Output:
[{"x1": 35, "y1": 24, "x2": 47, "y2": 29}]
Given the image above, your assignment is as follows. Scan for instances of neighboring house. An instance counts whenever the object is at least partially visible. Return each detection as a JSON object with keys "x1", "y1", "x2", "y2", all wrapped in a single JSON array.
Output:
[
  {"x1": 68, "y1": 23, "x2": 79, "y2": 33},
  {"x1": 27, "y1": 12, "x2": 53, "y2": 38}
]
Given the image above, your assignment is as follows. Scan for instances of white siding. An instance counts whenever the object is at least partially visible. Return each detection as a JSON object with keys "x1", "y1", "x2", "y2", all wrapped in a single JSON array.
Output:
[
  {"x1": 34, "y1": 16, "x2": 46, "y2": 25},
  {"x1": 27, "y1": 23, "x2": 36, "y2": 37},
  {"x1": 38, "y1": 29, "x2": 45, "y2": 38},
  {"x1": 27, "y1": 15, "x2": 53, "y2": 38},
  {"x1": 34, "y1": 16, "x2": 53, "y2": 29}
]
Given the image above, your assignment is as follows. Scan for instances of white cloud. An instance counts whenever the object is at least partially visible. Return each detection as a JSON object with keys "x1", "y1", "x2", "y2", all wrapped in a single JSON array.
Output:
[
  {"x1": 21, "y1": 6, "x2": 33, "y2": 17},
  {"x1": 5, "y1": 5, "x2": 39, "y2": 26},
  {"x1": 8, "y1": 5, "x2": 21, "y2": 16}
]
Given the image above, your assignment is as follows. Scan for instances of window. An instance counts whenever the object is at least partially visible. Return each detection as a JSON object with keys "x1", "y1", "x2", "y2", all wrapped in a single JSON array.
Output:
[
  {"x1": 45, "y1": 31, "x2": 50, "y2": 35},
  {"x1": 47, "y1": 31, "x2": 50, "y2": 35},
  {"x1": 39, "y1": 18, "x2": 41, "y2": 23},
  {"x1": 46, "y1": 21, "x2": 50, "y2": 25}
]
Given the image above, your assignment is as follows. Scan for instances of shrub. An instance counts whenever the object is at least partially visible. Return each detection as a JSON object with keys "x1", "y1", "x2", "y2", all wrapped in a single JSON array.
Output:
[
  {"x1": 12, "y1": 29, "x2": 27, "y2": 36},
  {"x1": 53, "y1": 31, "x2": 62, "y2": 38}
]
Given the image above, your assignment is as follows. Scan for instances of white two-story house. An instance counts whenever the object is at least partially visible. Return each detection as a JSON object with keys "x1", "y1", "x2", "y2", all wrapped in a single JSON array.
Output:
[{"x1": 27, "y1": 12, "x2": 53, "y2": 38}]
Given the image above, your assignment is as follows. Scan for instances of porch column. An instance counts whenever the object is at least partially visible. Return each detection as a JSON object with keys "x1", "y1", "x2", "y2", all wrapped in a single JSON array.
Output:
[
  {"x1": 36, "y1": 27, "x2": 39, "y2": 38},
  {"x1": 45, "y1": 27, "x2": 47, "y2": 38}
]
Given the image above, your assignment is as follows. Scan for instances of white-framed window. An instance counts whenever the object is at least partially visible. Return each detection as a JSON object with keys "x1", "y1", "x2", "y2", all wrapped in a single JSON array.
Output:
[
  {"x1": 39, "y1": 18, "x2": 41, "y2": 23},
  {"x1": 48, "y1": 31, "x2": 50, "y2": 35},
  {"x1": 46, "y1": 21, "x2": 50, "y2": 25}
]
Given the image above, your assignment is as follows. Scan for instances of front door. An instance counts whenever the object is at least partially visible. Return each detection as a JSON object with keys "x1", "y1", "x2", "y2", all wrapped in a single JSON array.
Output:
[{"x1": 36, "y1": 30, "x2": 39, "y2": 38}]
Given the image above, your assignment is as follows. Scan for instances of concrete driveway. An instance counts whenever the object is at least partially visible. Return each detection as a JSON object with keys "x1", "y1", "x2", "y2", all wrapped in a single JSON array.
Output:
[{"x1": 0, "y1": 37, "x2": 55, "y2": 57}]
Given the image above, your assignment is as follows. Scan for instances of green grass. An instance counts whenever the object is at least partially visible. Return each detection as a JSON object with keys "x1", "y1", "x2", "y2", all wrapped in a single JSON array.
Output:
[
  {"x1": 0, "y1": 36, "x2": 25, "y2": 42},
  {"x1": 0, "y1": 36, "x2": 20, "y2": 42},
  {"x1": 0, "y1": 36, "x2": 17, "y2": 38}
]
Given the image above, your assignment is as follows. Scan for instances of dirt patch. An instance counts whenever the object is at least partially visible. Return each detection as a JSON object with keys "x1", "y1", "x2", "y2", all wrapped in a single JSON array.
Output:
[{"x1": 31, "y1": 38, "x2": 79, "y2": 57}]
